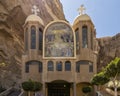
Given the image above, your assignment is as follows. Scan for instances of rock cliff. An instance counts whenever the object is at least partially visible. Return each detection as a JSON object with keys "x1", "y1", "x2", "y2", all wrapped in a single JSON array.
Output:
[
  {"x1": 0, "y1": 0, "x2": 65, "y2": 88},
  {"x1": 97, "y1": 33, "x2": 120, "y2": 72}
]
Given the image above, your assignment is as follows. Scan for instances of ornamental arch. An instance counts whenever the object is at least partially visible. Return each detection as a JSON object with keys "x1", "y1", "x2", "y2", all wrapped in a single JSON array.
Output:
[{"x1": 43, "y1": 20, "x2": 76, "y2": 59}]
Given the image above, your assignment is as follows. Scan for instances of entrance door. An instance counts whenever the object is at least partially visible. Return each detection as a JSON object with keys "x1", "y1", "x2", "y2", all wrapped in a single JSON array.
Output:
[{"x1": 48, "y1": 83, "x2": 70, "y2": 96}]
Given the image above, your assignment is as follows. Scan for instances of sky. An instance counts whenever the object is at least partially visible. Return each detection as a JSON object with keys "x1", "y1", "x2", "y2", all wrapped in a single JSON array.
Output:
[{"x1": 60, "y1": 0, "x2": 120, "y2": 38}]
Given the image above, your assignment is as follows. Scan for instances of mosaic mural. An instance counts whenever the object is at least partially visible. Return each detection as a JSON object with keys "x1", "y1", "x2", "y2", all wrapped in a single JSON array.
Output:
[{"x1": 44, "y1": 22, "x2": 74, "y2": 57}]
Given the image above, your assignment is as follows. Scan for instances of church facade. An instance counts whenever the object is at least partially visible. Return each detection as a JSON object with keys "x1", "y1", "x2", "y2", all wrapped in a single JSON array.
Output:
[{"x1": 22, "y1": 5, "x2": 98, "y2": 96}]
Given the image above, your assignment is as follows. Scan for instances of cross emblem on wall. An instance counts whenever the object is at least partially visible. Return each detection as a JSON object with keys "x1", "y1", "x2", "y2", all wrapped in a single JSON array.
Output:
[
  {"x1": 31, "y1": 5, "x2": 40, "y2": 15},
  {"x1": 78, "y1": 5, "x2": 86, "y2": 15}
]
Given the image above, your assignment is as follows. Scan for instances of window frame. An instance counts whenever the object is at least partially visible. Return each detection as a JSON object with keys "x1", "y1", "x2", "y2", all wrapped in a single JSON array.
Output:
[
  {"x1": 48, "y1": 61, "x2": 54, "y2": 71},
  {"x1": 56, "y1": 61, "x2": 62, "y2": 71},
  {"x1": 65, "y1": 61, "x2": 71, "y2": 71},
  {"x1": 25, "y1": 61, "x2": 42, "y2": 73},
  {"x1": 82, "y1": 26, "x2": 88, "y2": 48},
  {"x1": 31, "y1": 26, "x2": 36, "y2": 49}
]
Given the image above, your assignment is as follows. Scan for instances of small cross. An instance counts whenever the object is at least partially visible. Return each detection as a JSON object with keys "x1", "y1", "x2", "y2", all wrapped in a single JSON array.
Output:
[
  {"x1": 78, "y1": 5, "x2": 86, "y2": 15},
  {"x1": 31, "y1": 5, "x2": 40, "y2": 15}
]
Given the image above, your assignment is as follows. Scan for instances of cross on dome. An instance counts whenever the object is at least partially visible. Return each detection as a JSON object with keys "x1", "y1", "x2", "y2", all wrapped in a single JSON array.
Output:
[
  {"x1": 78, "y1": 5, "x2": 86, "y2": 15},
  {"x1": 31, "y1": 5, "x2": 40, "y2": 15}
]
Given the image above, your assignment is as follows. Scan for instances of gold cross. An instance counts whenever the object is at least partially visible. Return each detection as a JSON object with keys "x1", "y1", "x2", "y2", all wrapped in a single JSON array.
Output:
[
  {"x1": 78, "y1": 5, "x2": 86, "y2": 15},
  {"x1": 31, "y1": 5, "x2": 40, "y2": 15}
]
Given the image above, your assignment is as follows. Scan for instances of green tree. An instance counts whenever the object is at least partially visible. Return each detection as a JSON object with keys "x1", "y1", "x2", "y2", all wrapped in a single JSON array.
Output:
[
  {"x1": 91, "y1": 71, "x2": 109, "y2": 95},
  {"x1": 91, "y1": 71, "x2": 110, "y2": 86},
  {"x1": 82, "y1": 86, "x2": 92, "y2": 96},
  {"x1": 104, "y1": 57, "x2": 120, "y2": 96},
  {"x1": 22, "y1": 79, "x2": 42, "y2": 96}
]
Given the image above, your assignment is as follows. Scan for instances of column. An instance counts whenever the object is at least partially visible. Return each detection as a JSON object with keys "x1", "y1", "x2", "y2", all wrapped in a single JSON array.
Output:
[
  {"x1": 42, "y1": 60, "x2": 46, "y2": 96},
  {"x1": 73, "y1": 82, "x2": 76, "y2": 96},
  {"x1": 45, "y1": 86, "x2": 48, "y2": 96},
  {"x1": 42, "y1": 83, "x2": 46, "y2": 96},
  {"x1": 70, "y1": 85, "x2": 72, "y2": 96},
  {"x1": 63, "y1": 61, "x2": 65, "y2": 72}
]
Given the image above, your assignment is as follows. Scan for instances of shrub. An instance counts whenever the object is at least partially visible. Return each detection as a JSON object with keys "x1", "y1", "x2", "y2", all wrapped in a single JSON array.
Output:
[
  {"x1": 22, "y1": 80, "x2": 42, "y2": 92},
  {"x1": 33, "y1": 82, "x2": 42, "y2": 92},
  {"x1": 22, "y1": 80, "x2": 34, "y2": 91},
  {"x1": 82, "y1": 86, "x2": 92, "y2": 94}
]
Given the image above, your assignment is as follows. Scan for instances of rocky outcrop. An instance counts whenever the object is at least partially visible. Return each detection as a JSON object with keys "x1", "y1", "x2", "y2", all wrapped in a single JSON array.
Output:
[
  {"x1": 0, "y1": 0, "x2": 65, "y2": 88},
  {"x1": 97, "y1": 33, "x2": 120, "y2": 72}
]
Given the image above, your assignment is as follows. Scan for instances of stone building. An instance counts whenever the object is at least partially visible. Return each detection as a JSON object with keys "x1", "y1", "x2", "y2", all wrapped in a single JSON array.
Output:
[{"x1": 22, "y1": 5, "x2": 98, "y2": 96}]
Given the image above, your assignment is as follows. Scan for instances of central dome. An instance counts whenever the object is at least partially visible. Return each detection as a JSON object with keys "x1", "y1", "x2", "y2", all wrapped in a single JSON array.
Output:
[{"x1": 25, "y1": 14, "x2": 44, "y2": 25}]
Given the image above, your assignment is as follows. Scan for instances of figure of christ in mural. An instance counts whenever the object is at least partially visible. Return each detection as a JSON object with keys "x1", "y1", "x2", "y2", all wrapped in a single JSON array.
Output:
[{"x1": 53, "y1": 30, "x2": 65, "y2": 43}]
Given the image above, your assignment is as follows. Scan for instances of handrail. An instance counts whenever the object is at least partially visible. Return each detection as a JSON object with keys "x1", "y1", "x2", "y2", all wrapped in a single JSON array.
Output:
[
  {"x1": 96, "y1": 91, "x2": 103, "y2": 96},
  {"x1": 0, "y1": 87, "x2": 13, "y2": 96},
  {"x1": 18, "y1": 91, "x2": 25, "y2": 96}
]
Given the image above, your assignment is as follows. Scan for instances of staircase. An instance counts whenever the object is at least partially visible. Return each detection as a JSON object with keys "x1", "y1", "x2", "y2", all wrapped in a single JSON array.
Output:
[
  {"x1": 0, "y1": 87, "x2": 21, "y2": 96},
  {"x1": 7, "y1": 89, "x2": 21, "y2": 96}
]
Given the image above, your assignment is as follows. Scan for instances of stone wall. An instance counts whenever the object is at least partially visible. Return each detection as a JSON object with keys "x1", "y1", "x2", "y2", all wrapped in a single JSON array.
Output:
[{"x1": 0, "y1": 0, "x2": 65, "y2": 88}]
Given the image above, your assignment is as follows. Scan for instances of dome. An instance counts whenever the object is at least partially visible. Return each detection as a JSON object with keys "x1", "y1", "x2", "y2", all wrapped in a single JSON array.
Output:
[
  {"x1": 25, "y1": 14, "x2": 44, "y2": 25},
  {"x1": 73, "y1": 14, "x2": 91, "y2": 25}
]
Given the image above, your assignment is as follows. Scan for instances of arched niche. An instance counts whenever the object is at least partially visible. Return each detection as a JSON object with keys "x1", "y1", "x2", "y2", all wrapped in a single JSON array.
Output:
[{"x1": 43, "y1": 20, "x2": 76, "y2": 59}]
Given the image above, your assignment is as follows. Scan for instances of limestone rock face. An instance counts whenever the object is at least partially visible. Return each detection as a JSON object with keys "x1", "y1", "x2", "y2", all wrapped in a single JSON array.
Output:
[
  {"x1": 97, "y1": 33, "x2": 120, "y2": 71},
  {"x1": 0, "y1": 0, "x2": 65, "y2": 88}
]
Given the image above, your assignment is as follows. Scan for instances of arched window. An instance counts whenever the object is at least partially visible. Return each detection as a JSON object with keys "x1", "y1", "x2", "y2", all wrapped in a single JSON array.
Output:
[
  {"x1": 25, "y1": 61, "x2": 42, "y2": 73},
  {"x1": 65, "y1": 61, "x2": 71, "y2": 71},
  {"x1": 48, "y1": 61, "x2": 54, "y2": 71},
  {"x1": 75, "y1": 28, "x2": 80, "y2": 54},
  {"x1": 31, "y1": 26, "x2": 36, "y2": 49},
  {"x1": 76, "y1": 60, "x2": 93, "y2": 73},
  {"x1": 39, "y1": 28, "x2": 43, "y2": 51},
  {"x1": 82, "y1": 26, "x2": 88, "y2": 48},
  {"x1": 56, "y1": 61, "x2": 62, "y2": 71},
  {"x1": 25, "y1": 28, "x2": 28, "y2": 51}
]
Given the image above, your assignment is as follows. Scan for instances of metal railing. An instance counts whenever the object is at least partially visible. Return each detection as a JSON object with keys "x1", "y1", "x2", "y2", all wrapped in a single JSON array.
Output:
[
  {"x1": 0, "y1": 87, "x2": 13, "y2": 96},
  {"x1": 18, "y1": 91, "x2": 25, "y2": 96}
]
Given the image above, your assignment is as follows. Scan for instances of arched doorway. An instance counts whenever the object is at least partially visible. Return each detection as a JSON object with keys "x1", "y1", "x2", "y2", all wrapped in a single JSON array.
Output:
[{"x1": 47, "y1": 80, "x2": 71, "y2": 96}]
